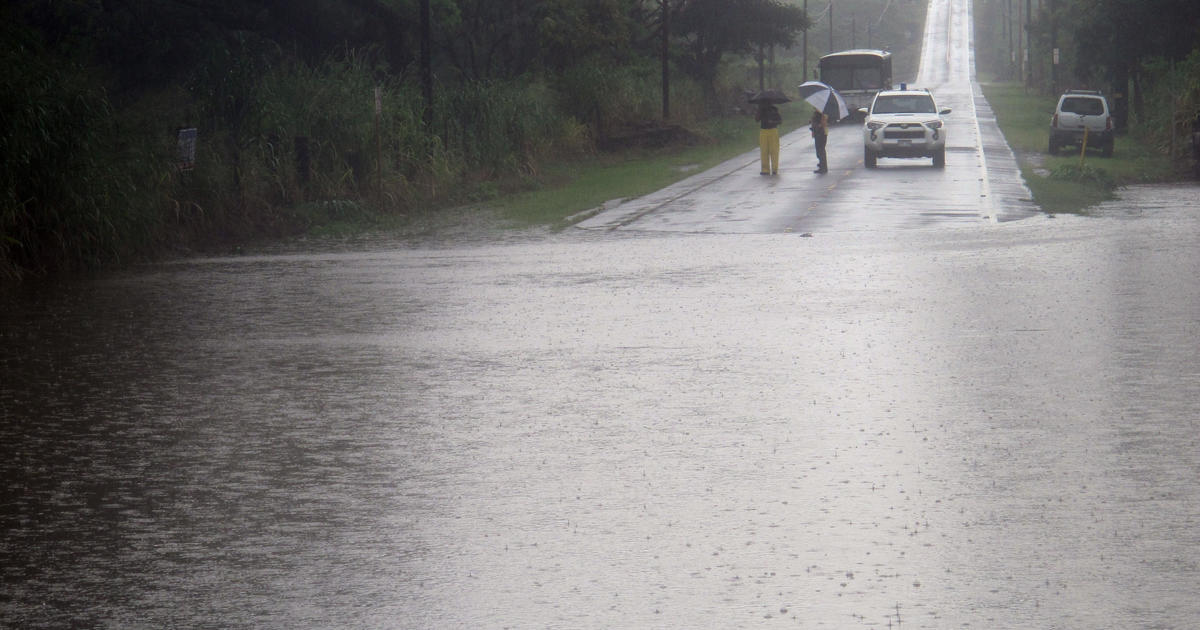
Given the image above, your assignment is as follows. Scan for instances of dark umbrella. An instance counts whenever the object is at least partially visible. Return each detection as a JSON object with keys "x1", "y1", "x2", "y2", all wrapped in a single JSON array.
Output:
[
  {"x1": 747, "y1": 89, "x2": 791, "y2": 105},
  {"x1": 797, "y1": 81, "x2": 850, "y2": 121}
]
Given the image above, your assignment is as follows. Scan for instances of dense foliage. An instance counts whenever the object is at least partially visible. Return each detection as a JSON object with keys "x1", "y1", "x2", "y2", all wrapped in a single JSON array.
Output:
[
  {"x1": 13, "y1": 1, "x2": 1186, "y2": 281},
  {"x1": 974, "y1": 0, "x2": 1200, "y2": 155},
  {"x1": 1, "y1": 0, "x2": 818, "y2": 280}
]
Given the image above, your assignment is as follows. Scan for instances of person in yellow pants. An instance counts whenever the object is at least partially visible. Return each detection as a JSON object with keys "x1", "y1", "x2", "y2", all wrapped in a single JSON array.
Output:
[{"x1": 756, "y1": 103, "x2": 782, "y2": 175}]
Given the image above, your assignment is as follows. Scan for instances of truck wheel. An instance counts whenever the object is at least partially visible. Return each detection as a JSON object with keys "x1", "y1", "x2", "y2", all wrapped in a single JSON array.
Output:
[
  {"x1": 1048, "y1": 139, "x2": 1057, "y2": 155},
  {"x1": 933, "y1": 147, "x2": 945, "y2": 168},
  {"x1": 864, "y1": 148, "x2": 876, "y2": 168},
  {"x1": 1101, "y1": 140, "x2": 1114, "y2": 157}
]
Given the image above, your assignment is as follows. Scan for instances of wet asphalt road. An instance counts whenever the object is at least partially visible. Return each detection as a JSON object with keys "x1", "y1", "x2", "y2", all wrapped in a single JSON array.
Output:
[{"x1": 4, "y1": 0, "x2": 1200, "y2": 628}]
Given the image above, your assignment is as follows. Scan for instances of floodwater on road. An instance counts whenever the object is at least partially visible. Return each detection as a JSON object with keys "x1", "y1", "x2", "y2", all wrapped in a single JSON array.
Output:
[{"x1": 3, "y1": 184, "x2": 1200, "y2": 629}]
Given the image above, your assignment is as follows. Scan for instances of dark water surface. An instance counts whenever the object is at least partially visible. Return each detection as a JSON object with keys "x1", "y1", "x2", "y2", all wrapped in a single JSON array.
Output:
[{"x1": 4, "y1": 185, "x2": 1200, "y2": 628}]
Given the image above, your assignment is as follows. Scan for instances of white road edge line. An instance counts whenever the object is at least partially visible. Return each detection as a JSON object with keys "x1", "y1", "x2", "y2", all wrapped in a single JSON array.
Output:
[{"x1": 961, "y1": 0, "x2": 998, "y2": 224}]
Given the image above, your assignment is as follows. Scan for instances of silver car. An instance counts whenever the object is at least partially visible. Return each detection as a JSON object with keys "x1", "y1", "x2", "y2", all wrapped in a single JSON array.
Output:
[{"x1": 1049, "y1": 89, "x2": 1114, "y2": 157}]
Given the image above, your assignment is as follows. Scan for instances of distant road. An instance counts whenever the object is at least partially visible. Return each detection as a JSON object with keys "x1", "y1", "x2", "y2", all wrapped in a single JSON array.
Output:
[{"x1": 578, "y1": 0, "x2": 1036, "y2": 235}]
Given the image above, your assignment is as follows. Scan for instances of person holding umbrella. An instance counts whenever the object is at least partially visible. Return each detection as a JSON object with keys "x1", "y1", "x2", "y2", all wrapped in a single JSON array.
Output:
[
  {"x1": 798, "y1": 81, "x2": 850, "y2": 174},
  {"x1": 809, "y1": 108, "x2": 829, "y2": 173},
  {"x1": 749, "y1": 89, "x2": 788, "y2": 175}
]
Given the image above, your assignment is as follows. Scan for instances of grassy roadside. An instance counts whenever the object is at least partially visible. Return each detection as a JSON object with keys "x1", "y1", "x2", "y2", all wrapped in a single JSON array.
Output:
[
  {"x1": 980, "y1": 82, "x2": 1176, "y2": 214},
  {"x1": 344, "y1": 82, "x2": 1179, "y2": 238},
  {"x1": 489, "y1": 81, "x2": 1182, "y2": 229},
  {"x1": 482, "y1": 103, "x2": 811, "y2": 229}
]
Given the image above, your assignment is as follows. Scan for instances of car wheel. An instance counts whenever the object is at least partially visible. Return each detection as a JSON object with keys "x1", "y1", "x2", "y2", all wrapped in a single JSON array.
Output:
[
  {"x1": 1102, "y1": 140, "x2": 1114, "y2": 157},
  {"x1": 933, "y1": 147, "x2": 945, "y2": 168},
  {"x1": 1048, "y1": 138, "x2": 1057, "y2": 155},
  {"x1": 864, "y1": 147, "x2": 876, "y2": 168}
]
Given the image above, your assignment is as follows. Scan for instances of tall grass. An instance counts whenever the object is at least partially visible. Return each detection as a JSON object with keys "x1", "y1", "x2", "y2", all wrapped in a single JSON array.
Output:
[
  {"x1": 184, "y1": 48, "x2": 594, "y2": 229},
  {"x1": 1, "y1": 25, "x2": 171, "y2": 281},
  {"x1": 1, "y1": 27, "x2": 763, "y2": 280},
  {"x1": 1134, "y1": 52, "x2": 1200, "y2": 165}
]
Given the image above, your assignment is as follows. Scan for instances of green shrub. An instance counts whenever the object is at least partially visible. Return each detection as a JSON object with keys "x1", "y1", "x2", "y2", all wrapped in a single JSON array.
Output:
[
  {"x1": 1134, "y1": 52, "x2": 1200, "y2": 160},
  {"x1": 1, "y1": 26, "x2": 170, "y2": 280},
  {"x1": 2, "y1": 28, "x2": 837, "y2": 279},
  {"x1": 555, "y1": 58, "x2": 652, "y2": 134},
  {"x1": 1049, "y1": 163, "x2": 1116, "y2": 191}
]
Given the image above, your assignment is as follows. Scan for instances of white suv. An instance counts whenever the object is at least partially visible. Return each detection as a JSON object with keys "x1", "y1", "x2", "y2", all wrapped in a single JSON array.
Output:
[
  {"x1": 1049, "y1": 89, "x2": 1114, "y2": 157},
  {"x1": 860, "y1": 88, "x2": 952, "y2": 168}
]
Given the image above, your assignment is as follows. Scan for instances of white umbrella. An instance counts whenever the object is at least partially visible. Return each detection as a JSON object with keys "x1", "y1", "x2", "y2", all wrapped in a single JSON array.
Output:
[{"x1": 797, "y1": 81, "x2": 850, "y2": 122}]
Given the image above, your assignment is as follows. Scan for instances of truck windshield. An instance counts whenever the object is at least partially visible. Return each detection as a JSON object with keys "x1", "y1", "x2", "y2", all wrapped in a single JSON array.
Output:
[
  {"x1": 821, "y1": 66, "x2": 883, "y2": 91},
  {"x1": 872, "y1": 95, "x2": 936, "y2": 114}
]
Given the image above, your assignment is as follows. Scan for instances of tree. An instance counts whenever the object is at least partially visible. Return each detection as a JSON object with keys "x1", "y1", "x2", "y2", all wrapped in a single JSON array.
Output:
[
  {"x1": 1068, "y1": 0, "x2": 1200, "y2": 124},
  {"x1": 432, "y1": 0, "x2": 638, "y2": 80},
  {"x1": 537, "y1": 0, "x2": 638, "y2": 72},
  {"x1": 670, "y1": 0, "x2": 808, "y2": 107},
  {"x1": 9, "y1": 0, "x2": 419, "y2": 89},
  {"x1": 431, "y1": 0, "x2": 540, "y2": 80}
]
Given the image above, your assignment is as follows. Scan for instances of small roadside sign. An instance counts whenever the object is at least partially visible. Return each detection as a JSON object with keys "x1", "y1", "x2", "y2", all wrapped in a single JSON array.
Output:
[{"x1": 177, "y1": 128, "x2": 197, "y2": 172}]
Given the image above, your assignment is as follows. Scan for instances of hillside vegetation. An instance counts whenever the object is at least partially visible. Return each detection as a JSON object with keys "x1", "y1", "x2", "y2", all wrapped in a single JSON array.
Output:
[
  {"x1": 0, "y1": 0, "x2": 931, "y2": 281},
  {"x1": 5, "y1": 1, "x2": 1194, "y2": 281},
  {"x1": 973, "y1": 0, "x2": 1200, "y2": 162}
]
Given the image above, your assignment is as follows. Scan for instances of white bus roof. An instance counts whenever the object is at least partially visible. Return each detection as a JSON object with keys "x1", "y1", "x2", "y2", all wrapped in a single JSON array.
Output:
[{"x1": 820, "y1": 49, "x2": 892, "y2": 60}]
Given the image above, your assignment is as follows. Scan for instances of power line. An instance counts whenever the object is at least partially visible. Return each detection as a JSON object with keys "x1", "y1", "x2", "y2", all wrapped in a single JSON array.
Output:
[
  {"x1": 810, "y1": 2, "x2": 831, "y2": 22},
  {"x1": 872, "y1": 0, "x2": 895, "y2": 28}
]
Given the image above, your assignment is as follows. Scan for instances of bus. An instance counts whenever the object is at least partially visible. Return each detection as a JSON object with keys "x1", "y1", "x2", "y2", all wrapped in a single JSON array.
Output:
[{"x1": 818, "y1": 49, "x2": 893, "y2": 118}]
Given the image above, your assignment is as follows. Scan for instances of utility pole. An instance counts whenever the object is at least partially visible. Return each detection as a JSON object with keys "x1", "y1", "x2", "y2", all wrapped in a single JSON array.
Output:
[
  {"x1": 829, "y1": 0, "x2": 834, "y2": 53},
  {"x1": 1016, "y1": 0, "x2": 1023, "y2": 90},
  {"x1": 1007, "y1": 0, "x2": 1014, "y2": 80},
  {"x1": 802, "y1": 0, "x2": 809, "y2": 82},
  {"x1": 1049, "y1": 0, "x2": 1058, "y2": 94},
  {"x1": 661, "y1": 0, "x2": 670, "y2": 119},
  {"x1": 419, "y1": 0, "x2": 432, "y2": 127},
  {"x1": 1025, "y1": 0, "x2": 1032, "y2": 89},
  {"x1": 374, "y1": 87, "x2": 382, "y2": 201},
  {"x1": 758, "y1": 46, "x2": 765, "y2": 91},
  {"x1": 768, "y1": 45, "x2": 775, "y2": 88}
]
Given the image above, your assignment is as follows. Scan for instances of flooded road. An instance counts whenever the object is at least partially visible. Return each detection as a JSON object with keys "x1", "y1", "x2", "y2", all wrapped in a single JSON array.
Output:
[
  {"x1": 5, "y1": 185, "x2": 1200, "y2": 628},
  {"x1": 5, "y1": 0, "x2": 1200, "y2": 626}
]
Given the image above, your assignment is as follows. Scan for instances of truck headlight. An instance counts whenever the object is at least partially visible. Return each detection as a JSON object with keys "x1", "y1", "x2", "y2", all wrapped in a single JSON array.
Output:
[{"x1": 866, "y1": 121, "x2": 885, "y2": 130}]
